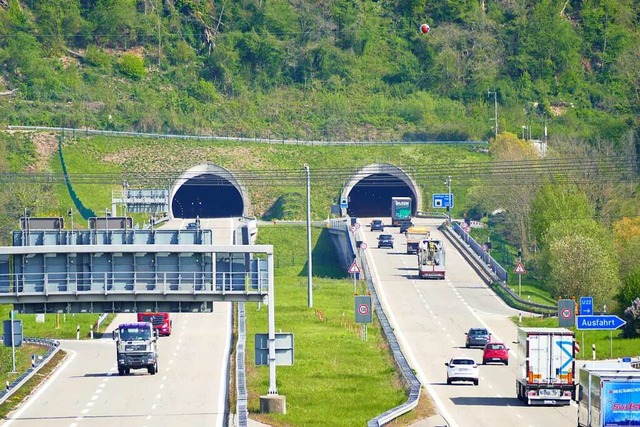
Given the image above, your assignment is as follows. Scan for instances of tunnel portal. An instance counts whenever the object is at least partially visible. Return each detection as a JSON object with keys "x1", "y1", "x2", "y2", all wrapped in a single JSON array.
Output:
[
  {"x1": 170, "y1": 164, "x2": 247, "y2": 219},
  {"x1": 346, "y1": 174, "x2": 415, "y2": 218}
]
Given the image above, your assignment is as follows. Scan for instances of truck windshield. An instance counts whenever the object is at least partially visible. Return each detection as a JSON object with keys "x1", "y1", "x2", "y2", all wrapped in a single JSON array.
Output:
[{"x1": 120, "y1": 326, "x2": 151, "y2": 341}]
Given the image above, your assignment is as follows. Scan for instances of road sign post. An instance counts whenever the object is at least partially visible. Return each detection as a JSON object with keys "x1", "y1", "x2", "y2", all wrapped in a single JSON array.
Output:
[
  {"x1": 558, "y1": 299, "x2": 576, "y2": 327},
  {"x1": 513, "y1": 261, "x2": 526, "y2": 296},
  {"x1": 348, "y1": 260, "x2": 360, "y2": 294}
]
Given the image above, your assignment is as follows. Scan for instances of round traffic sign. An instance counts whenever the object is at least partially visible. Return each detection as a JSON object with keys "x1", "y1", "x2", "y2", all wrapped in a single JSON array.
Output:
[
  {"x1": 355, "y1": 223, "x2": 361, "y2": 230},
  {"x1": 360, "y1": 242, "x2": 367, "y2": 250},
  {"x1": 357, "y1": 304, "x2": 369, "y2": 315},
  {"x1": 561, "y1": 308, "x2": 572, "y2": 319},
  {"x1": 350, "y1": 225, "x2": 357, "y2": 233}
]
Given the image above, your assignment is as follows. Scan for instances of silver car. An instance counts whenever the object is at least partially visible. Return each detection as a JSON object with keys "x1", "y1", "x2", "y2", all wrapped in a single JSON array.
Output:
[{"x1": 465, "y1": 328, "x2": 491, "y2": 348}]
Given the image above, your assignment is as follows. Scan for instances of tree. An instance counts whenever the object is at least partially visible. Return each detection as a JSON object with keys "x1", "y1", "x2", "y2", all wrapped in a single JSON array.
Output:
[
  {"x1": 486, "y1": 132, "x2": 540, "y2": 256},
  {"x1": 613, "y1": 217, "x2": 640, "y2": 279},
  {"x1": 530, "y1": 184, "x2": 594, "y2": 247},
  {"x1": 622, "y1": 298, "x2": 640, "y2": 338},
  {"x1": 546, "y1": 223, "x2": 619, "y2": 312}
]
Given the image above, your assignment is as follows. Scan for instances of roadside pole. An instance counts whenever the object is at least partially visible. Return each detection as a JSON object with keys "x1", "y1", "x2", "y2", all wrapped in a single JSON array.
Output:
[{"x1": 10, "y1": 310, "x2": 16, "y2": 373}]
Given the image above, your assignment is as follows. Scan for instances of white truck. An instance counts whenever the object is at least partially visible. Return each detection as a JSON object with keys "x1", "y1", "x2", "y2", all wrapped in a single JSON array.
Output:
[
  {"x1": 405, "y1": 226, "x2": 430, "y2": 255},
  {"x1": 417, "y1": 238, "x2": 445, "y2": 279},
  {"x1": 577, "y1": 360, "x2": 640, "y2": 427},
  {"x1": 113, "y1": 322, "x2": 159, "y2": 376},
  {"x1": 516, "y1": 327, "x2": 575, "y2": 405}
]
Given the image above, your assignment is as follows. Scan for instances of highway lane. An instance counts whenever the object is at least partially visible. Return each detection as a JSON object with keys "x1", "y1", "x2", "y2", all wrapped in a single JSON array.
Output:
[
  {"x1": 2, "y1": 309, "x2": 232, "y2": 427},
  {"x1": 2, "y1": 217, "x2": 238, "y2": 427},
  {"x1": 359, "y1": 217, "x2": 576, "y2": 427}
]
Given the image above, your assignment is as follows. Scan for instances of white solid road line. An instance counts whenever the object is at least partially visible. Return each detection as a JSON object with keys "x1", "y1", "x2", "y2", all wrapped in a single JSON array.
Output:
[
  {"x1": 1, "y1": 349, "x2": 77, "y2": 427},
  {"x1": 366, "y1": 243, "x2": 460, "y2": 427}
]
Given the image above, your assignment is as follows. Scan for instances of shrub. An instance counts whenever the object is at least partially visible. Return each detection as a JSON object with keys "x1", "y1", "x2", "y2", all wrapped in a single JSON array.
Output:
[
  {"x1": 188, "y1": 79, "x2": 221, "y2": 103},
  {"x1": 622, "y1": 298, "x2": 640, "y2": 338},
  {"x1": 85, "y1": 45, "x2": 112, "y2": 70},
  {"x1": 118, "y1": 53, "x2": 146, "y2": 79}
]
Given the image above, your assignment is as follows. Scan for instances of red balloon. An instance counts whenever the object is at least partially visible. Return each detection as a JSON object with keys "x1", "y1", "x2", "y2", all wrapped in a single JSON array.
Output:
[{"x1": 420, "y1": 23, "x2": 430, "y2": 34}]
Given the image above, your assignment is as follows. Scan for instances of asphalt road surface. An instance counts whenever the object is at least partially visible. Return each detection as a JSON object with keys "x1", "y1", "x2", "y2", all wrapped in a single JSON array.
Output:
[
  {"x1": 359, "y1": 217, "x2": 577, "y2": 427},
  {"x1": 1, "y1": 308, "x2": 232, "y2": 427},
  {"x1": 2, "y1": 218, "x2": 237, "y2": 427}
]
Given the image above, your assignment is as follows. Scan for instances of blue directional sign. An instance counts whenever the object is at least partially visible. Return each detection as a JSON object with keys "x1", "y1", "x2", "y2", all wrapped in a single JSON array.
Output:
[
  {"x1": 432, "y1": 193, "x2": 454, "y2": 209},
  {"x1": 580, "y1": 297, "x2": 593, "y2": 315},
  {"x1": 576, "y1": 315, "x2": 626, "y2": 330},
  {"x1": 340, "y1": 198, "x2": 348, "y2": 209}
]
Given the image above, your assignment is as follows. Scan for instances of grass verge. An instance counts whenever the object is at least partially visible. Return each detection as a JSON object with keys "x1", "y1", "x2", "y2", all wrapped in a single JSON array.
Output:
[
  {"x1": 246, "y1": 225, "x2": 434, "y2": 426},
  {"x1": 0, "y1": 349, "x2": 67, "y2": 419}
]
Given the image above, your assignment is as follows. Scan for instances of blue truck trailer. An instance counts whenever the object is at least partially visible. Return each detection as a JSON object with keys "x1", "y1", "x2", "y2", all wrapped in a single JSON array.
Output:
[{"x1": 577, "y1": 361, "x2": 640, "y2": 427}]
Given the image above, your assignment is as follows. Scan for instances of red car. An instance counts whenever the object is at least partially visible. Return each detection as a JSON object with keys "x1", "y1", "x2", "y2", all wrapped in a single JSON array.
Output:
[{"x1": 482, "y1": 342, "x2": 509, "y2": 365}]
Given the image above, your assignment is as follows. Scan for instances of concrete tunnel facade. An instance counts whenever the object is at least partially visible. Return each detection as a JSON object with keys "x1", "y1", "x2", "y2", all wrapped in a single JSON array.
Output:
[
  {"x1": 341, "y1": 163, "x2": 422, "y2": 219},
  {"x1": 169, "y1": 163, "x2": 249, "y2": 219}
]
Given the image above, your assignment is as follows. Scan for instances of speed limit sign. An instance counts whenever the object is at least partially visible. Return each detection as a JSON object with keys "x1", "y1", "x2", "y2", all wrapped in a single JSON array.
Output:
[
  {"x1": 355, "y1": 296, "x2": 372, "y2": 323},
  {"x1": 360, "y1": 242, "x2": 367, "y2": 250}
]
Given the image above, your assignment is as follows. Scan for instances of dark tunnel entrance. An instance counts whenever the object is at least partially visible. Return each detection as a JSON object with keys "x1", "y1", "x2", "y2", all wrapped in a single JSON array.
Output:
[
  {"x1": 171, "y1": 174, "x2": 244, "y2": 218},
  {"x1": 346, "y1": 174, "x2": 415, "y2": 217}
]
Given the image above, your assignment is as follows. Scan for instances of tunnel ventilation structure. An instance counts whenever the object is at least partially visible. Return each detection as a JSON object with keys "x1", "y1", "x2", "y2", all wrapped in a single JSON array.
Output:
[
  {"x1": 341, "y1": 163, "x2": 421, "y2": 218},
  {"x1": 170, "y1": 163, "x2": 249, "y2": 219}
]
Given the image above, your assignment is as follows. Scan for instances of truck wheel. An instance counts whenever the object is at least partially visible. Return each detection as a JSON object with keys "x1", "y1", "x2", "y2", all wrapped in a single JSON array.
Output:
[
  {"x1": 474, "y1": 379, "x2": 479, "y2": 386},
  {"x1": 446, "y1": 378, "x2": 451, "y2": 385},
  {"x1": 148, "y1": 363, "x2": 157, "y2": 375},
  {"x1": 118, "y1": 368, "x2": 124, "y2": 376}
]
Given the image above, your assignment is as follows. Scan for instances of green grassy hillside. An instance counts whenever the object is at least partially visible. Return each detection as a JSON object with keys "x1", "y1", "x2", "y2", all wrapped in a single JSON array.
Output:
[{"x1": 54, "y1": 134, "x2": 488, "y2": 221}]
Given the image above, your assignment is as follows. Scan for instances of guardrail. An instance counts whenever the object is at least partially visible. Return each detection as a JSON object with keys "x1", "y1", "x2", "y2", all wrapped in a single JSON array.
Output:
[
  {"x1": 235, "y1": 302, "x2": 249, "y2": 426},
  {"x1": 441, "y1": 223, "x2": 556, "y2": 314},
  {"x1": 327, "y1": 218, "x2": 421, "y2": 426},
  {"x1": 0, "y1": 337, "x2": 60, "y2": 405},
  {"x1": 8, "y1": 125, "x2": 488, "y2": 146}
]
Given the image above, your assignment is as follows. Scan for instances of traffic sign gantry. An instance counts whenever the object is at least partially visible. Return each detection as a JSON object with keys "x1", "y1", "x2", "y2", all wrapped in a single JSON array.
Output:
[{"x1": 576, "y1": 315, "x2": 626, "y2": 330}]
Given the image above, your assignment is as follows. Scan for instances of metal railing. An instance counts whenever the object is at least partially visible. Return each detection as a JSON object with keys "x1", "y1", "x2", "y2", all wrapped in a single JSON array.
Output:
[
  {"x1": 0, "y1": 270, "x2": 269, "y2": 295},
  {"x1": 8, "y1": 125, "x2": 488, "y2": 146},
  {"x1": 326, "y1": 218, "x2": 422, "y2": 426},
  {"x1": 444, "y1": 223, "x2": 556, "y2": 313},
  {"x1": 235, "y1": 302, "x2": 249, "y2": 426},
  {"x1": 0, "y1": 337, "x2": 60, "y2": 405}
]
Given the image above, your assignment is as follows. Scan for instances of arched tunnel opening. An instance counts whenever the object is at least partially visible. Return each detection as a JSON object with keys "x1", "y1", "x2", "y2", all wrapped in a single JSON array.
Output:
[
  {"x1": 171, "y1": 174, "x2": 244, "y2": 218},
  {"x1": 346, "y1": 173, "x2": 415, "y2": 217}
]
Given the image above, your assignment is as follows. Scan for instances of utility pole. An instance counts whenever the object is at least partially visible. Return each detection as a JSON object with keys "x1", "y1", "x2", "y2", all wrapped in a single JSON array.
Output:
[
  {"x1": 304, "y1": 164, "x2": 313, "y2": 308},
  {"x1": 488, "y1": 91, "x2": 498, "y2": 138},
  {"x1": 445, "y1": 176, "x2": 452, "y2": 225}
]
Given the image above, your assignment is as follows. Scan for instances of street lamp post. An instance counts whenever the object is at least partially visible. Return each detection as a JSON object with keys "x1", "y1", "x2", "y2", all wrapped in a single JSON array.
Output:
[
  {"x1": 304, "y1": 164, "x2": 313, "y2": 308},
  {"x1": 445, "y1": 176, "x2": 452, "y2": 225},
  {"x1": 488, "y1": 91, "x2": 498, "y2": 138}
]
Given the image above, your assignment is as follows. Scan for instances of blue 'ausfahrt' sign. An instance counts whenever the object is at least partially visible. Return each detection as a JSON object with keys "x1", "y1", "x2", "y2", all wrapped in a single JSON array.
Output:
[{"x1": 576, "y1": 315, "x2": 626, "y2": 330}]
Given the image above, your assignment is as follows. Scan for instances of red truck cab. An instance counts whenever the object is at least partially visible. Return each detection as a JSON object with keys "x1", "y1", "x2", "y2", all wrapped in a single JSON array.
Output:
[{"x1": 136, "y1": 312, "x2": 172, "y2": 336}]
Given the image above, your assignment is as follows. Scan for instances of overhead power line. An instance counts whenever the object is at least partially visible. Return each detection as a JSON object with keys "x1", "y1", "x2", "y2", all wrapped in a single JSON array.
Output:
[{"x1": 0, "y1": 155, "x2": 636, "y2": 187}]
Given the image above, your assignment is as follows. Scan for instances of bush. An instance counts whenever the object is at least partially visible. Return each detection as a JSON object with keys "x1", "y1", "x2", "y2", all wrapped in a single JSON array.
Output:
[
  {"x1": 188, "y1": 79, "x2": 221, "y2": 103},
  {"x1": 85, "y1": 45, "x2": 112, "y2": 70},
  {"x1": 622, "y1": 298, "x2": 640, "y2": 338},
  {"x1": 118, "y1": 53, "x2": 146, "y2": 79}
]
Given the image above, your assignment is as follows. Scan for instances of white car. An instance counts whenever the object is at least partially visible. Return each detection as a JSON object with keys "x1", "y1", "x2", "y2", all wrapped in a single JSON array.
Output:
[{"x1": 445, "y1": 357, "x2": 479, "y2": 385}]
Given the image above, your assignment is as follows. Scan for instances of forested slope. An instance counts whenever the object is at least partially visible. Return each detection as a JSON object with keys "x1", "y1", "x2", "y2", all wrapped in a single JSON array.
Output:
[{"x1": 0, "y1": 0, "x2": 638, "y2": 142}]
